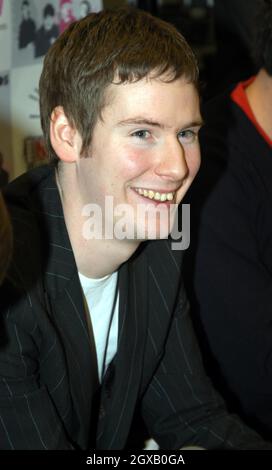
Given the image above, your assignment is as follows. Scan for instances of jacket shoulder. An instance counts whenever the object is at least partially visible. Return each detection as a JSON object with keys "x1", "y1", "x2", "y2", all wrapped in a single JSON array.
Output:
[{"x1": 3, "y1": 166, "x2": 54, "y2": 291}]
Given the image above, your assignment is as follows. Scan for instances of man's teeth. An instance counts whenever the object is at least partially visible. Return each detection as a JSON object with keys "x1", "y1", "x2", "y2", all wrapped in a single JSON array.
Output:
[{"x1": 135, "y1": 188, "x2": 174, "y2": 202}]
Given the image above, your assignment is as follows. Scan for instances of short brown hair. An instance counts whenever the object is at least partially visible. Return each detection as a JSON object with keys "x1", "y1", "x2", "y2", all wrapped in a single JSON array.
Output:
[{"x1": 39, "y1": 8, "x2": 199, "y2": 164}]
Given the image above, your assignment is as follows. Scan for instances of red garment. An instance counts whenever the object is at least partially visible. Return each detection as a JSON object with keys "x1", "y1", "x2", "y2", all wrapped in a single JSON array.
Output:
[
  {"x1": 231, "y1": 77, "x2": 272, "y2": 147},
  {"x1": 59, "y1": 0, "x2": 76, "y2": 33}
]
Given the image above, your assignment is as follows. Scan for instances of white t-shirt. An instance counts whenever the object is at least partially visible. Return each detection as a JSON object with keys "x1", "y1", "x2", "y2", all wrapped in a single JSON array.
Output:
[{"x1": 78, "y1": 271, "x2": 119, "y2": 382}]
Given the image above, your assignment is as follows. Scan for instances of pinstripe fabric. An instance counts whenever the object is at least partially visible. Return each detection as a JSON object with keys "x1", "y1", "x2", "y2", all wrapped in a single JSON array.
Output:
[{"x1": 0, "y1": 165, "x2": 271, "y2": 450}]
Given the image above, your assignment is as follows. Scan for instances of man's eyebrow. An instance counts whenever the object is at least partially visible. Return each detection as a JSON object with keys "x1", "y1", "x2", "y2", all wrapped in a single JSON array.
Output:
[
  {"x1": 180, "y1": 119, "x2": 204, "y2": 129},
  {"x1": 117, "y1": 118, "x2": 166, "y2": 128},
  {"x1": 116, "y1": 117, "x2": 204, "y2": 129}
]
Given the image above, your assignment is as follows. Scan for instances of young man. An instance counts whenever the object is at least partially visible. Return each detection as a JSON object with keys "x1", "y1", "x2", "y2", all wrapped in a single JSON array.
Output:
[{"x1": 1, "y1": 8, "x2": 271, "y2": 450}]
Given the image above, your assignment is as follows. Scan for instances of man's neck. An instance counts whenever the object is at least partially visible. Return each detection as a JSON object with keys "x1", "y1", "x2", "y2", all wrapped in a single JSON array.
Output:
[
  {"x1": 246, "y1": 68, "x2": 272, "y2": 140},
  {"x1": 56, "y1": 167, "x2": 140, "y2": 279},
  {"x1": 74, "y1": 238, "x2": 139, "y2": 279}
]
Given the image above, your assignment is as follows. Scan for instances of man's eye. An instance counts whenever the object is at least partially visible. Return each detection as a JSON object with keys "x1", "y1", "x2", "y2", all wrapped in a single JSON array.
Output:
[
  {"x1": 131, "y1": 130, "x2": 150, "y2": 139},
  {"x1": 178, "y1": 129, "x2": 198, "y2": 143}
]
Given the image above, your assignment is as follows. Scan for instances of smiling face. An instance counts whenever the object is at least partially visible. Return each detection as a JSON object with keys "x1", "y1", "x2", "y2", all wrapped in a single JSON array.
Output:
[{"x1": 74, "y1": 75, "x2": 202, "y2": 240}]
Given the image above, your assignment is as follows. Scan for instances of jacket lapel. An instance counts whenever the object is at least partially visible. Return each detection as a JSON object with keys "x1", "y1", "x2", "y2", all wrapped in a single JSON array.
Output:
[
  {"x1": 38, "y1": 171, "x2": 99, "y2": 448},
  {"x1": 97, "y1": 246, "x2": 149, "y2": 449}
]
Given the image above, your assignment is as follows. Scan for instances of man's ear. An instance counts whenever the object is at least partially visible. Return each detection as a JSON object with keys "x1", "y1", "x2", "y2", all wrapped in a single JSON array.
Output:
[{"x1": 50, "y1": 106, "x2": 82, "y2": 163}]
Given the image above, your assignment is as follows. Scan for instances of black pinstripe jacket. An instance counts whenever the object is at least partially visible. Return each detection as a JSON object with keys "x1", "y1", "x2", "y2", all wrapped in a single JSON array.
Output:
[{"x1": 0, "y1": 165, "x2": 271, "y2": 450}]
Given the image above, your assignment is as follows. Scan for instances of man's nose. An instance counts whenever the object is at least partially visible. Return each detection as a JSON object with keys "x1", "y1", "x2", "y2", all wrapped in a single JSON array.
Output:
[{"x1": 154, "y1": 140, "x2": 189, "y2": 183}]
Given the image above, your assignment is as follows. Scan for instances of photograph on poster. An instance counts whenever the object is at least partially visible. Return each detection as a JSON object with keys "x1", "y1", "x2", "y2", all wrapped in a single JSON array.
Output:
[
  {"x1": 12, "y1": 0, "x2": 59, "y2": 66},
  {"x1": 35, "y1": 3, "x2": 59, "y2": 58},
  {"x1": 12, "y1": 0, "x2": 104, "y2": 65},
  {"x1": 7, "y1": 0, "x2": 104, "y2": 177}
]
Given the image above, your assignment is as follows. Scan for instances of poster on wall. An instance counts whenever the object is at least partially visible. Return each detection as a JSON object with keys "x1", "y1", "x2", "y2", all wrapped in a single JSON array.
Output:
[
  {"x1": 0, "y1": 70, "x2": 13, "y2": 178},
  {"x1": 12, "y1": 0, "x2": 58, "y2": 66},
  {"x1": 11, "y1": 0, "x2": 103, "y2": 66},
  {"x1": 10, "y1": 63, "x2": 43, "y2": 176},
  {"x1": 0, "y1": 0, "x2": 11, "y2": 70},
  {"x1": 7, "y1": 0, "x2": 103, "y2": 177}
]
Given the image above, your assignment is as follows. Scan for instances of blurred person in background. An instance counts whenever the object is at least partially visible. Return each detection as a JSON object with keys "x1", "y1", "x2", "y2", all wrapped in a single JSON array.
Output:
[
  {"x1": 206, "y1": 0, "x2": 258, "y2": 98},
  {"x1": 184, "y1": 0, "x2": 272, "y2": 438}
]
